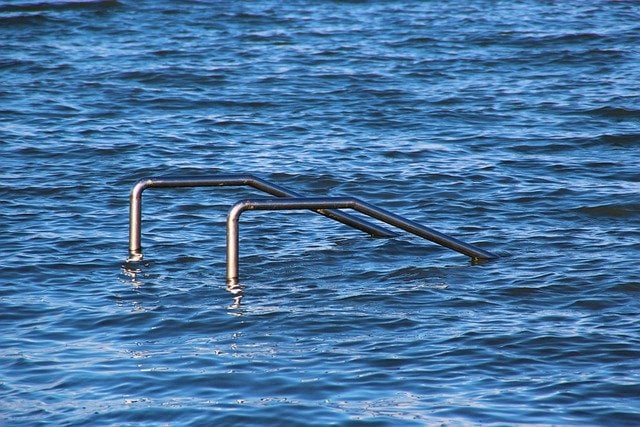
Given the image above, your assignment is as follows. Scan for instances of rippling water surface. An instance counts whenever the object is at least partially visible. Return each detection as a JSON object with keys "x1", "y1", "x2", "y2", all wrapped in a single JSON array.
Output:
[{"x1": 2, "y1": 0, "x2": 640, "y2": 425}]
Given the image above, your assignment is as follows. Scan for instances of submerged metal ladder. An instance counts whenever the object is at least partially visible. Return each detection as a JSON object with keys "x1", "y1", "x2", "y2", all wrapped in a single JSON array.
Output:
[{"x1": 128, "y1": 175, "x2": 497, "y2": 284}]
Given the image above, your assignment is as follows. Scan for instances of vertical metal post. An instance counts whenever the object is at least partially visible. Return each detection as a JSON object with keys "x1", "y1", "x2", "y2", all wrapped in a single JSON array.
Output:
[
  {"x1": 128, "y1": 179, "x2": 151, "y2": 261},
  {"x1": 226, "y1": 202, "x2": 244, "y2": 284}
]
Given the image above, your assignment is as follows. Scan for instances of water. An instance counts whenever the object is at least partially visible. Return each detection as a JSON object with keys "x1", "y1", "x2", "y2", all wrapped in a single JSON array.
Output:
[{"x1": 2, "y1": 0, "x2": 640, "y2": 425}]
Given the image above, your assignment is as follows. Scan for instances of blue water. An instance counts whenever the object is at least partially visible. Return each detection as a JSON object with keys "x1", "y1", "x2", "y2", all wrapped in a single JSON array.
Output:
[{"x1": 2, "y1": 0, "x2": 640, "y2": 425}]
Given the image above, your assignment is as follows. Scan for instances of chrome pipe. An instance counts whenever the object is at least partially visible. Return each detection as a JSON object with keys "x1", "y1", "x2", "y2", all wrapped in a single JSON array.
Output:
[
  {"x1": 226, "y1": 197, "x2": 498, "y2": 284},
  {"x1": 128, "y1": 175, "x2": 396, "y2": 261}
]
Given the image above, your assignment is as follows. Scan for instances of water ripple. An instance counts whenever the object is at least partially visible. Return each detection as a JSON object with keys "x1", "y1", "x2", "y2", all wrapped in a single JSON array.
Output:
[{"x1": 2, "y1": 0, "x2": 640, "y2": 425}]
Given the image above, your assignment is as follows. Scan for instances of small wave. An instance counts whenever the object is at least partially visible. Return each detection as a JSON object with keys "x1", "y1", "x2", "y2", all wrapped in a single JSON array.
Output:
[
  {"x1": 611, "y1": 282, "x2": 640, "y2": 293},
  {"x1": 575, "y1": 204, "x2": 640, "y2": 219},
  {"x1": 511, "y1": 31, "x2": 607, "y2": 47},
  {"x1": 387, "y1": 36, "x2": 438, "y2": 47},
  {"x1": 565, "y1": 298, "x2": 615, "y2": 310},
  {"x1": 0, "y1": 12, "x2": 54, "y2": 25},
  {"x1": 584, "y1": 106, "x2": 640, "y2": 119},
  {"x1": 151, "y1": 49, "x2": 185, "y2": 57},
  {"x1": 0, "y1": 0, "x2": 118, "y2": 13},
  {"x1": 548, "y1": 48, "x2": 625, "y2": 65},
  {"x1": 0, "y1": 58, "x2": 37, "y2": 70},
  {"x1": 595, "y1": 133, "x2": 640, "y2": 147}
]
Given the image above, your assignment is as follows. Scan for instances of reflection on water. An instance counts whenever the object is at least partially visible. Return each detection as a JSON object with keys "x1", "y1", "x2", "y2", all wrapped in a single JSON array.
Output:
[
  {"x1": 120, "y1": 260, "x2": 152, "y2": 289},
  {"x1": 226, "y1": 280, "x2": 245, "y2": 311},
  {"x1": 123, "y1": 258, "x2": 246, "y2": 310}
]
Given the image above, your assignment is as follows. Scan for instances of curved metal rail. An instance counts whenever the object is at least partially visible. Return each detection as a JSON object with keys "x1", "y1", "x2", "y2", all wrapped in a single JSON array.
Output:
[
  {"x1": 128, "y1": 175, "x2": 396, "y2": 261},
  {"x1": 227, "y1": 197, "x2": 498, "y2": 284}
]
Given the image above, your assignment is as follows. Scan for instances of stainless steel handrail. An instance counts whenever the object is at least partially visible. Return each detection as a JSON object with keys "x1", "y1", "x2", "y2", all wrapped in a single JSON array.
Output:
[
  {"x1": 227, "y1": 197, "x2": 498, "y2": 284},
  {"x1": 128, "y1": 175, "x2": 396, "y2": 261}
]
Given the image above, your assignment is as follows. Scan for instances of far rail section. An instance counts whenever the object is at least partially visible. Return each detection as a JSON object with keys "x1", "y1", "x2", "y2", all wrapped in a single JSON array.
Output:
[{"x1": 128, "y1": 174, "x2": 396, "y2": 261}]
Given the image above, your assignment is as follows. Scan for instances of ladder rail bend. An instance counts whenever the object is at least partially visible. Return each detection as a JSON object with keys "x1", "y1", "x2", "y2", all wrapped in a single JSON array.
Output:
[{"x1": 128, "y1": 175, "x2": 396, "y2": 261}]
